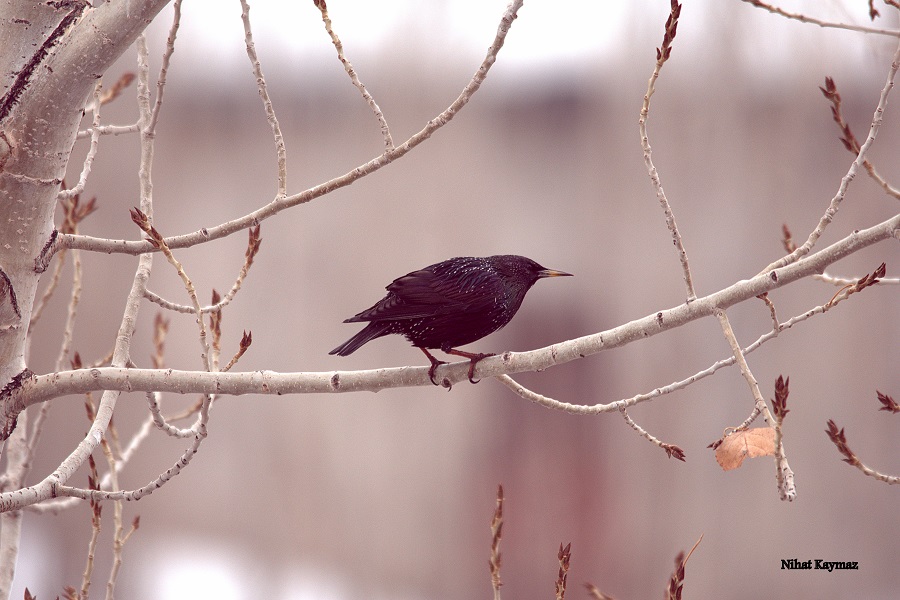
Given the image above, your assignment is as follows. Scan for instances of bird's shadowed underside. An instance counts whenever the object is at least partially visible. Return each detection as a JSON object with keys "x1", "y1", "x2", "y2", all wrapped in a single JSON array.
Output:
[{"x1": 329, "y1": 255, "x2": 572, "y2": 384}]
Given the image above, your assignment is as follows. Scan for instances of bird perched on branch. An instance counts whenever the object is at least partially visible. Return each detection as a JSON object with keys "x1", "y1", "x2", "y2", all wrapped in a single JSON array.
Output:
[{"x1": 329, "y1": 255, "x2": 572, "y2": 384}]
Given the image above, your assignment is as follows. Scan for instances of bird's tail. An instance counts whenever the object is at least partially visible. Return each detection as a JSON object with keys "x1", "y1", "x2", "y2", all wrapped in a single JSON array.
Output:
[{"x1": 329, "y1": 321, "x2": 391, "y2": 356}]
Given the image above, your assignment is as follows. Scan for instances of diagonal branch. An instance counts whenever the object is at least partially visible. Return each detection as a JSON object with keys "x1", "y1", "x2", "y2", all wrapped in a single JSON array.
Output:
[
  {"x1": 39, "y1": 0, "x2": 527, "y2": 266},
  {"x1": 739, "y1": 0, "x2": 900, "y2": 36},
  {"x1": 825, "y1": 420, "x2": 900, "y2": 484},
  {"x1": 715, "y1": 309, "x2": 795, "y2": 501},
  {"x1": 315, "y1": 0, "x2": 394, "y2": 151},
  {"x1": 762, "y1": 34, "x2": 900, "y2": 273}
]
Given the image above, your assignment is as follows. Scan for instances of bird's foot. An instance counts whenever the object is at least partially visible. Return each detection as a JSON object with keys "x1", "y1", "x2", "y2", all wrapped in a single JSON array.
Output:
[
  {"x1": 419, "y1": 348, "x2": 448, "y2": 386},
  {"x1": 445, "y1": 349, "x2": 496, "y2": 384}
]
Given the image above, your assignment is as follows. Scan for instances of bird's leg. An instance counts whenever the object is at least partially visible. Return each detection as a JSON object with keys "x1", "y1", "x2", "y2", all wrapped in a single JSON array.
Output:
[
  {"x1": 419, "y1": 347, "x2": 447, "y2": 386},
  {"x1": 444, "y1": 349, "x2": 495, "y2": 384}
]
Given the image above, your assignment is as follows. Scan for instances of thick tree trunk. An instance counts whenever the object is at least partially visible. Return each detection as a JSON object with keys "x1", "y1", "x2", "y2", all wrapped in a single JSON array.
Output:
[{"x1": 0, "y1": 2, "x2": 170, "y2": 597}]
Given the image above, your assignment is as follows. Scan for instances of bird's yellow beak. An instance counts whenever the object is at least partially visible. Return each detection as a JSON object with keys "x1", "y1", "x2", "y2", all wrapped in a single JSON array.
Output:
[{"x1": 537, "y1": 269, "x2": 573, "y2": 278}]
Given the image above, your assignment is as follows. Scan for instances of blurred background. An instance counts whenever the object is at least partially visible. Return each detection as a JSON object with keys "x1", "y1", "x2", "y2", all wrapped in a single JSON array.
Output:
[{"x1": 10, "y1": 0, "x2": 900, "y2": 598}]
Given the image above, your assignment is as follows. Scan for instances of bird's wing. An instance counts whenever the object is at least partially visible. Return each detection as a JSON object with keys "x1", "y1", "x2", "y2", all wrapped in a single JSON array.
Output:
[{"x1": 349, "y1": 265, "x2": 494, "y2": 322}]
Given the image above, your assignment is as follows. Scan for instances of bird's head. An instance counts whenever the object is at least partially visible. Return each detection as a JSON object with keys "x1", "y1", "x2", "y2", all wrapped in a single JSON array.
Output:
[{"x1": 491, "y1": 255, "x2": 573, "y2": 284}]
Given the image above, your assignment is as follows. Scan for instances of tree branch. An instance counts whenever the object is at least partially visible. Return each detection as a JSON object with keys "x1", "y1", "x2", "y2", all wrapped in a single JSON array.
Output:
[
  {"x1": 39, "y1": 0, "x2": 527, "y2": 265},
  {"x1": 6, "y1": 213, "x2": 897, "y2": 438}
]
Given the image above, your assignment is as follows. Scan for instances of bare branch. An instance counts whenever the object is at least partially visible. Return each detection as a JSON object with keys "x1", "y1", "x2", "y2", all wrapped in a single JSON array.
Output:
[
  {"x1": 239, "y1": 0, "x2": 287, "y2": 198},
  {"x1": 489, "y1": 484, "x2": 503, "y2": 600},
  {"x1": 555, "y1": 542, "x2": 571, "y2": 600},
  {"x1": 819, "y1": 76, "x2": 900, "y2": 200},
  {"x1": 825, "y1": 420, "x2": 900, "y2": 484},
  {"x1": 315, "y1": 0, "x2": 393, "y2": 150},
  {"x1": 221, "y1": 331, "x2": 252, "y2": 373},
  {"x1": 762, "y1": 35, "x2": 900, "y2": 273},
  {"x1": 619, "y1": 407, "x2": 686, "y2": 461},
  {"x1": 130, "y1": 207, "x2": 211, "y2": 371},
  {"x1": 640, "y1": 1, "x2": 695, "y2": 301},
  {"x1": 715, "y1": 310, "x2": 795, "y2": 501},
  {"x1": 146, "y1": 0, "x2": 182, "y2": 137},
  {"x1": 782, "y1": 223, "x2": 898, "y2": 285},
  {"x1": 143, "y1": 225, "x2": 262, "y2": 315},
  {"x1": 54, "y1": 404, "x2": 211, "y2": 502},
  {"x1": 740, "y1": 0, "x2": 900, "y2": 36},
  {"x1": 824, "y1": 262, "x2": 887, "y2": 308},
  {"x1": 48, "y1": 0, "x2": 527, "y2": 262},
  {"x1": 58, "y1": 82, "x2": 103, "y2": 200},
  {"x1": 80, "y1": 454, "x2": 101, "y2": 600}
]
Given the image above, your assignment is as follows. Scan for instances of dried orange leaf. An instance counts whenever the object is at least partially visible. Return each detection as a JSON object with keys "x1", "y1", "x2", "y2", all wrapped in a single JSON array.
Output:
[{"x1": 714, "y1": 428, "x2": 776, "y2": 471}]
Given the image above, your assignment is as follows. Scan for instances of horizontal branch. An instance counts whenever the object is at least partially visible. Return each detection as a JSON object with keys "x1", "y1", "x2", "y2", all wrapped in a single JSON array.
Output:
[{"x1": 9, "y1": 213, "x2": 898, "y2": 413}]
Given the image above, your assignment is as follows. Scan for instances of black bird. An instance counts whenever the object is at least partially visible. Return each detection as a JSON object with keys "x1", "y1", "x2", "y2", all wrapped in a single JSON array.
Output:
[{"x1": 329, "y1": 255, "x2": 572, "y2": 384}]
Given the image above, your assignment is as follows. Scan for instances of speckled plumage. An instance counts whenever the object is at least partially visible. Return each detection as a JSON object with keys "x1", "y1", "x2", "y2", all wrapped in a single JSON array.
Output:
[{"x1": 329, "y1": 255, "x2": 571, "y2": 381}]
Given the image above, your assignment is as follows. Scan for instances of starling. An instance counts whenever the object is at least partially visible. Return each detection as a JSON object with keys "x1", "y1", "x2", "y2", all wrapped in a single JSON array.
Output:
[{"x1": 329, "y1": 255, "x2": 572, "y2": 384}]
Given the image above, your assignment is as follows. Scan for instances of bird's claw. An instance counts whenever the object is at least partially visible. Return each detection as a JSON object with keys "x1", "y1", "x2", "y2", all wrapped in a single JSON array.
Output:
[
  {"x1": 467, "y1": 361, "x2": 481, "y2": 384},
  {"x1": 426, "y1": 358, "x2": 448, "y2": 386},
  {"x1": 453, "y1": 351, "x2": 494, "y2": 384}
]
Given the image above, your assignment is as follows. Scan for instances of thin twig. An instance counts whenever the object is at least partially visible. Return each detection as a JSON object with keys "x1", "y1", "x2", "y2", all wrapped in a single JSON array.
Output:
[
  {"x1": 815, "y1": 271, "x2": 898, "y2": 285},
  {"x1": 731, "y1": 404, "x2": 763, "y2": 433},
  {"x1": 489, "y1": 484, "x2": 503, "y2": 600},
  {"x1": 757, "y1": 293, "x2": 779, "y2": 331},
  {"x1": 58, "y1": 82, "x2": 103, "y2": 199},
  {"x1": 143, "y1": 290, "x2": 222, "y2": 314},
  {"x1": 56, "y1": 394, "x2": 213, "y2": 503},
  {"x1": 715, "y1": 309, "x2": 795, "y2": 501},
  {"x1": 619, "y1": 407, "x2": 686, "y2": 460},
  {"x1": 145, "y1": 392, "x2": 195, "y2": 438},
  {"x1": 740, "y1": 0, "x2": 900, "y2": 37},
  {"x1": 762, "y1": 35, "x2": 900, "y2": 273},
  {"x1": 130, "y1": 207, "x2": 212, "y2": 371},
  {"x1": 221, "y1": 331, "x2": 252, "y2": 373},
  {"x1": 31, "y1": 193, "x2": 97, "y2": 327},
  {"x1": 315, "y1": 0, "x2": 394, "y2": 150},
  {"x1": 824, "y1": 262, "x2": 886, "y2": 308},
  {"x1": 75, "y1": 123, "x2": 140, "y2": 140},
  {"x1": 640, "y1": 1, "x2": 696, "y2": 301},
  {"x1": 819, "y1": 76, "x2": 900, "y2": 200},
  {"x1": 782, "y1": 223, "x2": 898, "y2": 285},
  {"x1": 239, "y1": 0, "x2": 287, "y2": 198},
  {"x1": 142, "y1": 226, "x2": 261, "y2": 314},
  {"x1": 80, "y1": 455, "x2": 101, "y2": 600},
  {"x1": 555, "y1": 542, "x2": 571, "y2": 600},
  {"x1": 825, "y1": 420, "x2": 900, "y2": 484},
  {"x1": 22, "y1": 192, "x2": 95, "y2": 505},
  {"x1": 145, "y1": 0, "x2": 181, "y2": 136},
  {"x1": 28, "y1": 246, "x2": 67, "y2": 328},
  {"x1": 209, "y1": 290, "x2": 222, "y2": 372},
  {"x1": 99, "y1": 419, "x2": 123, "y2": 600},
  {"x1": 665, "y1": 535, "x2": 703, "y2": 600},
  {"x1": 771, "y1": 375, "x2": 790, "y2": 497}
]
